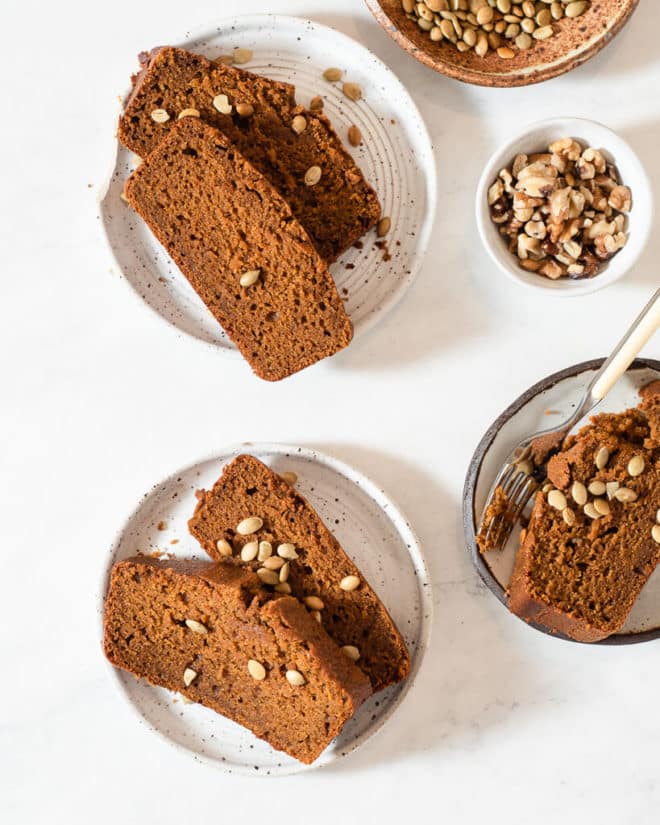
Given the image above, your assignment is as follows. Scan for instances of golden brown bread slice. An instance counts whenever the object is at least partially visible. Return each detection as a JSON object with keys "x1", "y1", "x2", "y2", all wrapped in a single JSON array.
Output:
[
  {"x1": 118, "y1": 46, "x2": 381, "y2": 262},
  {"x1": 104, "y1": 556, "x2": 372, "y2": 764},
  {"x1": 509, "y1": 383, "x2": 660, "y2": 642},
  {"x1": 124, "y1": 118, "x2": 352, "y2": 381},
  {"x1": 188, "y1": 454, "x2": 411, "y2": 691}
]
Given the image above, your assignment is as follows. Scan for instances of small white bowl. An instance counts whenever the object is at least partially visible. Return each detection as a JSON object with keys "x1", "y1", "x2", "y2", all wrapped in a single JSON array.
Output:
[{"x1": 475, "y1": 118, "x2": 653, "y2": 297}]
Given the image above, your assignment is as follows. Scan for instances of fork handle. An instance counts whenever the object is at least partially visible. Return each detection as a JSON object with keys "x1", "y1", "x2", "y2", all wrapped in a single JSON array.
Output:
[{"x1": 589, "y1": 288, "x2": 660, "y2": 403}]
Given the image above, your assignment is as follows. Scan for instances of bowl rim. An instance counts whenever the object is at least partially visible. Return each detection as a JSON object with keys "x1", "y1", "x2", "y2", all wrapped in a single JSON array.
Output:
[
  {"x1": 364, "y1": 0, "x2": 640, "y2": 88},
  {"x1": 462, "y1": 356, "x2": 660, "y2": 646},
  {"x1": 474, "y1": 117, "x2": 654, "y2": 297}
]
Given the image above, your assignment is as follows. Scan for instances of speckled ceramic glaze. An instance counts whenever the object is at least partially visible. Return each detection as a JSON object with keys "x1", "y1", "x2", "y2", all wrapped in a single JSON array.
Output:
[
  {"x1": 99, "y1": 443, "x2": 432, "y2": 775},
  {"x1": 99, "y1": 15, "x2": 436, "y2": 351},
  {"x1": 463, "y1": 359, "x2": 660, "y2": 644},
  {"x1": 366, "y1": 0, "x2": 639, "y2": 87}
]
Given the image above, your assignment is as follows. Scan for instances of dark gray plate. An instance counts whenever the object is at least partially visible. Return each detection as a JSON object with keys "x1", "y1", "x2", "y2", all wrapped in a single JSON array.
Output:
[{"x1": 463, "y1": 358, "x2": 660, "y2": 645}]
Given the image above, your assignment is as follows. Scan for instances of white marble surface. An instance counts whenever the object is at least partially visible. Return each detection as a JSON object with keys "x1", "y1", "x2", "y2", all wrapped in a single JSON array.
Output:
[{"x1": 1, "y1": 0, "x2": 659, "y2": 822}]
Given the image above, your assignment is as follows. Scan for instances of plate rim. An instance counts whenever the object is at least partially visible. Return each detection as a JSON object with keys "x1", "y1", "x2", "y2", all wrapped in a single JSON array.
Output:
[
  {"x1": 462, "y1": 357, "x2": 660, "y2": 646},
  {"x1": 97, "y1": 441, "x2": 434, "y2": 776},
  {"x1": 97, "y1": 13, "x2": 437, "y2": 355}
]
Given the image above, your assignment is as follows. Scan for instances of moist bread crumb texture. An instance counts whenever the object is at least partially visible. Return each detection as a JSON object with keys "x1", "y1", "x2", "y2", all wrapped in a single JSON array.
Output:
[
  {"x1": 118, "y1": 47, "x2": 381, "y2": 262},
  {"x1": 188, "y1": 454, "x2": 411, "y2": 692},
  {"x1": 124, "y1": 118, "x2": 352, "y2": 381},
  {"x1": 509, "y1": 383, "x2": 660, "y2": 642},
  {"x1": 103, "y1": 556, "x2": 372, "y2": 764}
]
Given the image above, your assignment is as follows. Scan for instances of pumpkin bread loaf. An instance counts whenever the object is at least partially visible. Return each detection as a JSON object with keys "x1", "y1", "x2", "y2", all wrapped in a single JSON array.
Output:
[
  {"x1": 124, "y1": 118, "x2": 352, "y2": 381},
  {"x1": 118, "y1": 47, "x2": 381, "y2": 262},
  {"x1": 104, "y1": 556, "x2": 372, "y2": 764},
  {"x1": 509, "y1": 382, "x2": 660, "y2": 642},
  {"x1": 188, "y1": 454, "x2": 411, "y2": 692}
]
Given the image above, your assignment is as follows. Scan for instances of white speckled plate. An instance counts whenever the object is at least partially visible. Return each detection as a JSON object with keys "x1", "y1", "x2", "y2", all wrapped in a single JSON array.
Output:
[
  {"x1": 99, "y1": 444, "x2": 432, "y2": 775},
  {"x1": 98, "y1": 15, "x2": 436, "y2": 351}
]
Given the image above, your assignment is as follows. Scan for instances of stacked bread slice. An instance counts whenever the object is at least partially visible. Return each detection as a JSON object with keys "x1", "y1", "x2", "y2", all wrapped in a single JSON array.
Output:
[
  {"x1": 103, "y1": 455, "x2": 410, "y2": 763},
  {"x1": 119, "y1": 47, "x2": 381, "y2": 380},
  {"x1": 104, "y1": 557, "x2": 371, "y2": 764}
]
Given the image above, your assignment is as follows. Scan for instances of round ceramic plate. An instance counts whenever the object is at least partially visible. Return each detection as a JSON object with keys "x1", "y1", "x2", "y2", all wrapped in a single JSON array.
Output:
[
  {"x1": 366, "y1": 0, "x2": 639, "y2": 88},
  {"x1": 99, "y1": 444, "x2": 432, "y2": 775},
  {"x1": 98, "y1": 15, "x2": 436, "y2": 350},
  {"x1": 463, "y1": 358, "x2": 660, "y2": 644}
]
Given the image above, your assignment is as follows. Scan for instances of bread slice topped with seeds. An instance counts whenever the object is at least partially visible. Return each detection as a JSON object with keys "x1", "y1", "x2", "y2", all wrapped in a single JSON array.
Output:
[
  {"x1": 509, "y1": 382, "x2": 660, "y2": 642},
  {"x1": 118, "y1": 46, "x2": 381, "y2": 262},
  {"x1": 188, "y1": 454, "x2": 411, "y2": 692},
  {"x1": 104, "y1": 556, "x2": 371, "y2": 764},
  {"x1": 124, "y1": 118, "x2": 352, "y2": 381}
]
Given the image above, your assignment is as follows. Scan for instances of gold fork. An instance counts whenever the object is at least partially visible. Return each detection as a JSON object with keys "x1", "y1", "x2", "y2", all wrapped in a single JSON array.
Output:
[{"x1": 479, "y1": 287, "x2": 660, "y2": 553}]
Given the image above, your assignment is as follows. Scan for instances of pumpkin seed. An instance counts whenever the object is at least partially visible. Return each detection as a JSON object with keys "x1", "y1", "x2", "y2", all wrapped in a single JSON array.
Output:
[
  {"x1": 304, "y1": 166, "x2": 322, "y2": 186},
  {"x1": 565, "y1": 1, "x2": 588, "y2": 18},
  {"x1": 583, "y1": 502, "x2": 601, "y2": 520},
  {"x1": 277, "y1": 543, "x2": 298, "y2": 560},
  {"x1": 212, "y1": 94, "x2": 232, "y2": 115},
  {"x1": 216, "y1": 538, "x2": 233, "y2": 557},
  {"x1": 323, "y1": 67, "x2": 343, "y2": 82},
  {"x1": 286, "y1": 669, "x2": 306, "y2": 686},
  {"x1": 257, "y1": 568, "x2": 279, "y2": 585},
  {"x1": 340, "y1": 575, "x2": 360, "y2": 592},
  {"x1": 185, "y1": 619, "x2": 208, "y2": 635},
  {"x1": 614, "y1": 487, "x2": 638, "y2": 503},
  {"x1": 377, "y1": 217, "x2": 391, "y2": 237},
  {"x1": 342, "y1": 82, "x2": 362, "y2": 102},
  {"x1": 348, "y1": 125, "x2": 362, "y2": 147},
  {"x1": 304, "y1": 596, "x2": 324, "y2": 610},
  {"x1": 258, "y1": 541, "x2": 273, "y2": 562},
  {"x1": 606, "y1": 482, "x2": 620, "y2": 500},
  {"x1": 628, "y1": 455, "x2": 645, "y2": 477},
  {"x1": 595, "y1": 447, "x2": 610, "y2": 470},
  {"x1": 341, "y1": 645, "x2": 360, "y2": 661},
  {"x1": 241, "y1": 541, "x2": 259, "y2": 562},
  {"x1": 562, "y1": 507, "x2": 576, "y2": 526},
  {"x1": 239, "y1": 269, "x2": 260, "y2": 287},
  {"x1": 571, "y1": 482, "x2": 588, "y2": 506},
  {"x1": 548, "y1": 489, "x2": 567, "y2": 511},
  {"x1": 237, "y1": 516, "x2": 263, "y2": 535},
  {"x1": 150, "y1": 108, "x2": 170, "y2": 123},
  {"x1": 593, "y1": 498, "x2": 611, "y2": 516},
  {"x1": 233, "y1": 48, "x2": 253, "y2": 65},
  {"x1": 247, "y1": 659, "x2": 266, "y2": 680}
]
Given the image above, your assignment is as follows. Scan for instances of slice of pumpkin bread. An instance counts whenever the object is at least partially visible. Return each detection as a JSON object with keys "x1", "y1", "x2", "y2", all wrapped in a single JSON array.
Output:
[
  {"x1": 188, "y1": 454, "x2": 411, "y2": 692},
  {"x1": 118, "y1": 47, "x2": 381, "y2": 262},
  {"x1": 104, "y1": 556, "x2": 371, "y2": 764},
  {"x1": 124, "y1": 118, "x2": 352, "y2": 381},
  {"x1": 509, "y1": 382, "x2": 660, "y2": 642}
]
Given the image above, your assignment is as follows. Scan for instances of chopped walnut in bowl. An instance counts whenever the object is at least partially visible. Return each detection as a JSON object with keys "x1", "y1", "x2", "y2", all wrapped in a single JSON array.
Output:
[
  {"x1": 488, "y1": 136, "x2": 632, "y2": 281},
  {"x1": 476, "y1": 118, "x2": 652, "y2": 296}
]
